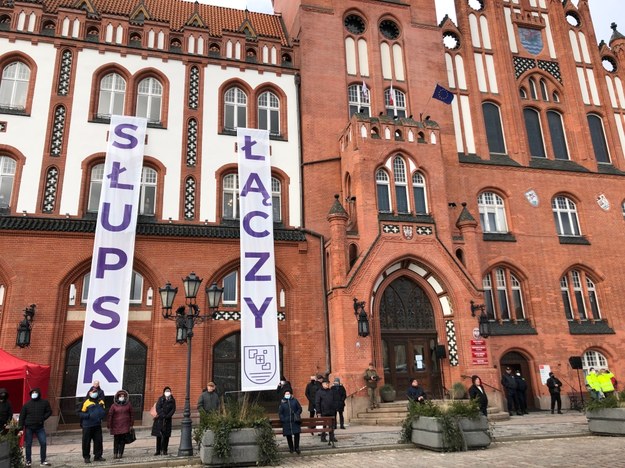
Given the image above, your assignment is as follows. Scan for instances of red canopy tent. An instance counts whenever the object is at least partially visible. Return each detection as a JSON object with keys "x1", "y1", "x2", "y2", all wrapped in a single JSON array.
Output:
[{"x1": 0, "y1": 349, "x2": 51, "y2": 414}]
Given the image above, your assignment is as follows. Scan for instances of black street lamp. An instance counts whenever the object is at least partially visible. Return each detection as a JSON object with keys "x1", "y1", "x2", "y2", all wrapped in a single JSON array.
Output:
[
  {"x1": 353, "y1": 298, "x2": 370, "y2": 337},
  {"x1": 16, "y1": 304, "x2": 36, "y2": 348},
  {"x1": 159, "y1": 273, "x2": 223, "y2": 457},
  {"x1": 470, "y1": 300, "x2": 490, "y2": 338}
]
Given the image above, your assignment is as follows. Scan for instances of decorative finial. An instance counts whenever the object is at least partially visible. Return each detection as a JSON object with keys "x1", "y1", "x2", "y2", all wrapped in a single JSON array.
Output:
[{"x1": 612, "y1": 22, "x2": 618, "y2": 32}]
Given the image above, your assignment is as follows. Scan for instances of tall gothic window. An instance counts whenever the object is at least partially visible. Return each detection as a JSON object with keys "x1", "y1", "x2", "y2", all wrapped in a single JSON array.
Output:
[
  {"x1": 482, "y1": 102, "x2": 506, "y2": 154},
  {"x1": 0, "y1": 61, "x2": 30, "y2": 109},
  {"x1": 136, "y1": 77, "x2": 162, "y2": 123},
  {"x1": 552, "y1": 196, "x2": 580, "y2": 237},
  {"x1": 348, "y1": 84, "x2": 370, "y2": 117},
  {"x1": 483, "y1": 267, "x2": 525, "y2": 321},
  {"x1": 224, "y1": 87, "x2": 247, "y2": 130},
  {"x1": 258, "y1": 91, "x2": 280, "y2": 135},
  {"x1": 97, "y1": 72, "x2": 126, "y2": 118},
  {"x1": 478, "y1": 191, "x2": 508, "y2": 233},
  {"x1": 0, "y1": 156, "x2": 16, "y2": 209},
  {"x1": 561, "y1": 269, "x2": 601, "y2": 321}
]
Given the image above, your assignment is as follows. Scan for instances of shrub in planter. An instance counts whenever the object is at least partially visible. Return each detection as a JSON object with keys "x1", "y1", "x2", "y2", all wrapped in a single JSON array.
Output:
[
  {"x1": 0, "y1": 420, "x2": 25, "y2": 468},
  {"x1": 451, "y1": 382, "x2": 467, "y2": 400},
  {"x1": 379, "y1": 384, "x2": 396, "y2": 403},
  {"x1": 585, "y1": 394, "x2": 625, "y2": 436}
]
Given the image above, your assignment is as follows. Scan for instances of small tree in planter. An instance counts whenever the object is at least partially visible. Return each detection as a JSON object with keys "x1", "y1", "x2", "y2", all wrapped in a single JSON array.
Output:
[
  {"x1": 400, "y1": 399, "x2": 490, "y2": 452},
  {"x1": 451, "y1": 382, "x2": 467, "y2": 400},
  {"x1": 0, "y1": 420, "x2": 25, "y2": 468},
  {"x1": 379, "y1": 384, "x2": 396, "y2": 403},
  {"x1": 585, "y1": 392, "x2": 625, "y2": 436}
]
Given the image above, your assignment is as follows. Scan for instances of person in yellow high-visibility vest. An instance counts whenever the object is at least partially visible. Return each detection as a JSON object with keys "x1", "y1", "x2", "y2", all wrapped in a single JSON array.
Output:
[
  {"x1": 586, "y1": 368, "x2": 602, "y2": 400},
  {"x1": 598, "y1": 369, "x2": 615, "y2": 398}
]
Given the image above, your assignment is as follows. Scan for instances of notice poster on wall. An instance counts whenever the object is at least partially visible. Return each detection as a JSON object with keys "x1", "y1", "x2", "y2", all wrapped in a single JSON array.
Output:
[{"x1": 539, "y1": 365, "x2": 551, "y2": 385}]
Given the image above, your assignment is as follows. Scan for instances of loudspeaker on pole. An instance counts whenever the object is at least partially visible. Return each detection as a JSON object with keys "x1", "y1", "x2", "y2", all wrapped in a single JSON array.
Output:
[
  {"x1": 569, "y1": 356, "x2": 583, "y2": 369},
  {"x1": 435, "y1": 345, "x2": 447, "y2": 359}
]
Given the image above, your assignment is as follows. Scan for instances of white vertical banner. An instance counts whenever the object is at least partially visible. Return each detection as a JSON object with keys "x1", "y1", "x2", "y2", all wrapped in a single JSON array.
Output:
[
  {"x1": 76, "y1": 116, "x2": 147, "y2": 396},
  {"x1": 238, "y1": 128, "x2": 281, "y2": 391}
]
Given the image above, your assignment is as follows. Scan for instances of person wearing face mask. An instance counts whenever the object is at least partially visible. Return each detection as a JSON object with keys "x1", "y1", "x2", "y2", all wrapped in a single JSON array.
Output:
[
  {"x1": 151, "y1": 387, "x2": 176, "y2": 456},
  {"x1": 107, "y1": 390, "x2": 134, "y2": 459},
  {"x1": 0, "y1": 388, "x2": 12, "y2": 432},
  {"x1": 278, "y1": 391, "x2": 302, "y2": 454},
  {"x1": 586, "y1": 367, "x2": 602, "y2": 400},
  {"x1": 305, "y1": 375, "x2": 322, "y2": 420},
  {"x1": 18, "y1": 388, "x2": 52, "y2": 467},
  {"x1": 276, "y1": 377, "x2": 293, "y2": 400},
  {"x1": 79, "y1": 386, "x2": 107, "y2": 463}
]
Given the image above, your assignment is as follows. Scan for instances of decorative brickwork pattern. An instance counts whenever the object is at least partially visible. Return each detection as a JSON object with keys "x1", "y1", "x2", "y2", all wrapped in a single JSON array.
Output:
[
  {"x1": 188, "y1": 66, "x2": 200, "y2": 109},
  {"x1": 184, "y1": 176, "x2": 196, "y2": 220},
  {"x1": 49, "y1": 105, "x2": 66, "y2": 157},
  {"x1": 186, "y1": 118, "x2": 198, "y2": 166},
  {"x1": 446, "y1": 320, "x2": 459, "y2": 366},
  {"x1": 42, "y1": 166, "x2": 59, "y2": 213},
  {"x1": 57, "y1": 49, "x2": 72, "y2": 96}
]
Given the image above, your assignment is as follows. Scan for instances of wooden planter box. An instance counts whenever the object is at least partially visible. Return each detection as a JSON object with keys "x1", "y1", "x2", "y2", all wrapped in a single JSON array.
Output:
[
  {"x1": 200, "y1": 427, "x2": 259, "y2": 466},
  {"x1": 587, "y1": 408, "x2": 625, "y2": 435},
  {"x1": 411, "y1": 415, "x2": 491, "y2": 451}
]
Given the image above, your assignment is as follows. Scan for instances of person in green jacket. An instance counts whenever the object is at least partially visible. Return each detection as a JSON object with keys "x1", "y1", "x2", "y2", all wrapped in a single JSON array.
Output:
[
  {"x1": 598, "y1": 369, "x2": 615, "y2": 398},
  {"x1": 586, "y1": 368, "x2": 602, "y2": 400}
]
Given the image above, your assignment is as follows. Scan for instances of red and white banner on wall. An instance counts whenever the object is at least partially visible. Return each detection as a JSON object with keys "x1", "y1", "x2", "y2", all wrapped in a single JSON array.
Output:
[
  {"x1": 237, "y1": 128, "x2": 280, "y2": 391},
  {"x1": 76, "y1": 116, "x2": 147, "y2": 396}
]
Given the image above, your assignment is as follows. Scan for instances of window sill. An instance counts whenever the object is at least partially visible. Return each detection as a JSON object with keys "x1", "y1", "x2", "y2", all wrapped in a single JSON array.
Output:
[
  {"x1": 0, "y1": 107, "x2": 28, "y2": 116},
  {"x1": 482, "y1": 232, "x2": 516, "y2": 242},
  {"x1": 219, "y1": 129, "x2": 285, "y2": 140},
  {"x1": 486, "y1": 320, "x2": 537, "y2": 336},
  {"x1": 378, "y1": 213, "x2": 435, "y2": 224},
  {"x1": 558, "y1": 236, "x2": 590, "y2": 245},
  {"x1": 568, "y1": 320, "x2": 615, "y2": 335}
]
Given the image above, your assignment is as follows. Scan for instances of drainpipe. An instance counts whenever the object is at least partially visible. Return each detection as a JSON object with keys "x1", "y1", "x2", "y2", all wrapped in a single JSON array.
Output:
[{"x1": 294, "y1": 72, "x2": 305, "y2": 229}]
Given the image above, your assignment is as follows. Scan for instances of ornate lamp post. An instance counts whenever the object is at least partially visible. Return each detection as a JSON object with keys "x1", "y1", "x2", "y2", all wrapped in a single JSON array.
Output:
[
  {"x1": 159, "y1": 273, "x2": 223, "y2": 457},
  {"x1": 470, "y1": 300, "x2": 490, "y2": 338},
  {"x1": 16, "y1": 304, "x2": 36, "y2": 348},
  {"x1": 353, "y1": 298, "x2": 370, "y2": 337}
]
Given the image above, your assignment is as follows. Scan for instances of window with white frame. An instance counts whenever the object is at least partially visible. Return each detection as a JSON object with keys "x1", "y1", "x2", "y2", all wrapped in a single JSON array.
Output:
[
  {"x1": 412, "y1": 172, "x2": 427, "y2": 214},
  {"x1": 136, "y1": 77, "x2": 162, "y2": 123},
  {"x1": 82, "y1": 270, "x2": 143, "y2": 304},
  {"x1": 224, "y1": 87, "x2": 247, "y2": 130},
  {"x1": 223, "y1": 173, "x2": 281, "y2": 221},
  {"x1": 222, "y1": 270, "x2": 238, "y2": 304},
  {"x1": 582, "y1": 349, "x2": 608, "y2": 375},
  {"x1": 552, "y1": 196, "x2": 580, "y2": 236},
  {"x1": 478, "y1": 192, "x2": 508, "y2": 233},
  {"x1": 348, "y1": 84, "x2": 370, "y2": 117},
  {"x1": 0, "y1": 61, "x2": 30, "y2": 110},
  {"x1": 393, "y1": 157, "x2": 409, "y2": 214},
  {"x1": 87, "y1": 163, "x2": 105, "y2": 212},
  {"x1": 97, "y1": 72, "x2": 126, "y2": 118},
  {"x1": 384, "y1": 87, "x2": 406, "y2": 117},
  {"x1": 376, "y1": 169, "x2": 391, "y2": 212},
  {"x1": 140, "y1": 167, "x2": 157, "y2": 216},
  {"x1": 0, "y1": 156, "x2": 16, "y2": 209},
  {"x1": 271, "y1": 177, "x2": 282, "y2": 223},
  {"x1": 561, "y1": 269, "x2": 601, "y2": 321},
  {"x1": 483, "y1": 267, "x2": 525, "y2": 321},
  {"x1": 258, "y1": 91, "x2": 280, "y2": 135},
  {"x1": 621, "y1": 200, "x2": 625, "y2": 220}
]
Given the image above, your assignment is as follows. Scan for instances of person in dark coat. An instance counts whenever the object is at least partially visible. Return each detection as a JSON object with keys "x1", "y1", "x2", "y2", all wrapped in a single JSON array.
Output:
[
  {"x1": 19, "y1": 387, "x2": 52, "y2": 466},
  {"x1": 515, "y1": 371, "x2": 529, "y2": 415},
  {"x1": 107, "y1": 389, "x2": 134, "y2": 459},
  {"x1": 79, "y1": 385, "x2": 107, "y2": 463},
  {"x1": 331, "y1": 378, "x2": 347, "y2": 429},
  {"x1": 197, "y1": 381, "x2": 220, "y2": 414},
  {"x1": 91, "y1": 380, "x2": 105, "y2": 401},
  {"x1": 278, "y1": 390, "x2": 302, "y2": 454},
  {"x1": 151, "y1": 386, "x2": 176, "y2": 456},
  {"x1": 406, "y1": 378, "x2": 427, "y2": 403},
  {"x1": 305, "y1": 375, "x2": 322, "y2": 418},
  {"x1": 468, "y1": 375, "x2": 489, "y2": 416},
  {"x1": 314, "y1": 380, "x2": 337, "y2": 443},
  {"x1": 0, "y1": 388, "x2": 12, "y2": 431},
  {"x1": 277, "y1": 377, "x2": 293, "y2": 400},
  {"x1": 501, "y1": 367, "x2": 521, "y2": 416},
  {"x1": 546, "y1": 372, "x2": 563, "y2": 414}
]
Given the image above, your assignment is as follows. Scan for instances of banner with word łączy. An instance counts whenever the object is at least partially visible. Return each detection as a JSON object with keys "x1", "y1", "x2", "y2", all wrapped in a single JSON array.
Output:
[
  {"x1": 237, "y1": 128, "x2": 281, "y2": 391},
  {"x1": 76, "y1": 116, "x2": 147, "y2": 396}
]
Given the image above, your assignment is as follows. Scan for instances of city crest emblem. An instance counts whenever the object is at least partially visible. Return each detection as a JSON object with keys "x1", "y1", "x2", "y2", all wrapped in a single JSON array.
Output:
[
  {"x1": 597, "y1": 194, "x2": 610, "y2": 211},
  {"x1": 519, "y1": 27, "x2": 543, "y2": 55},
  {"x1": 403, "y1": 225, "x2": 413, "y2": 240},
  {"x1": 525, "y1": 189, "x2": 539, "y2": 207},
  {"x1": 243, "y1": 345, "x2": 278, "y2": 385}
]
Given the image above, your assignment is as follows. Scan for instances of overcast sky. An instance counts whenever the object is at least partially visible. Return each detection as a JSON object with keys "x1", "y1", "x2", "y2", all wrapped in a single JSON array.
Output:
[{"x1": 192, "y1": 0, "x2": 624, "y2": 47}]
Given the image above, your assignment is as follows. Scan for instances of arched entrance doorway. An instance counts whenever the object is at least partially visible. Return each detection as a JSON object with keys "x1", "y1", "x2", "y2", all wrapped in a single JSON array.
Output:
[
  {"x1": 60, "y1": 336, "x2": 147, "y2": 424},
  {"x1": 500, "y1": 351, "x2": 534, "y2": 409},
  {"x1": 380, "y1": 277, "x2": 442, "y2": 398}
]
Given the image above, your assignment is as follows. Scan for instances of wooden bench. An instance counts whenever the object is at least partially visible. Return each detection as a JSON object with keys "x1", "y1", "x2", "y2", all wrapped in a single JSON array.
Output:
[{"x1": 270, "y1": 417, "x2": 336, "y2": 447}]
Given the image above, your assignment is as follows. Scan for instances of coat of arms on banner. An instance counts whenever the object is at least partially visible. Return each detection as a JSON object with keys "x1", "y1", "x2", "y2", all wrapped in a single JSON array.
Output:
[
  {"x1": 403, "y1": 225, "x2": 413, "y2": 240},
  {"x1": 519, "y1": 27, "x2": 543, "y2": 55},
  {"x1": 597, "y1": 194, "x2": 610, "y2": 211},
  {"x1": 244, "y1": 346, "x2": 278, "y2": 385},
  {"x1": 525, "y1": 189, "x2": 539, "y2": 207}
]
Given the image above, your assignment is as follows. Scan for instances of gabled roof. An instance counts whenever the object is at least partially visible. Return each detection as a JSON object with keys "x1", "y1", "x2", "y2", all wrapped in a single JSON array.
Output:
[{"x1": 13, "y1": 0, "x2": 289, "y2": 44}]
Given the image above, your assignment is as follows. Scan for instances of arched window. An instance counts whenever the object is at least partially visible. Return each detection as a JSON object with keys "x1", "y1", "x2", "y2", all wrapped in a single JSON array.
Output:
[
  {"x1": 478, "y1": 191, "x2": 508, "y2": 233},
  {"x1": 539, "y1": 79, "x2": 549, "y2": 101},
  {"x1": 529, "y1": 78, "x2": 537, "y2": 100},
  {"x1": 348, "y1": 83, "x2": 370, "y2": 117},
  {"x1": 223, "y1": 173, "x2": 282, "y2": 221},
  {"x1": 376, "y1": 169, "x2": 391, "y2": 213},
  {"x1": 482, "y1": 103, "x2": 506, "y2": 154},
  {"x1": 385, "y1": 87, "x2": 406, "y2": 117},
  {"x1": 393, "y1": 157, "x2": 409, "y2": 213},
  {"x1": 222, "y1": 270, "x2": 238, "y2": 304},
  {"x1": 483, "y1": 267, "x2": 525, "y2": 321},
  {"x1": 0, "y1": 156, "x2": 17, "y2": 209},
  {"x1": 0, "y1": 61, "x2": 30, "y2": 109},
  {"x1": 258, "y1": 91, "x2": 280, "y2": 136},
  {"x1": 547, "y1": 111, "x2": 569, "y2": 160},
  {"x1": 97, "y1": 72, "x2": 126, "y2": 118},
  {"x1": 271, "y1": 177, "x2": 282, "y2": 223},
  {"x1": 582, "y1": 350, "x2": 608, "y2": 375},
  {"x1": 412, "y1": 172, "x2": 427, "y2": 214},
  {"x1": 524, "y1": 108, "x2": 546, "y2": 158},
  {"x1": 552, "y1": 196, "x2": 580, "y2": 237},
  {"x1": 82, "y1": 270, "x2": 144, "y2": 304},
  {"x1": 561, "y1": 269, "x2": 600, "y2": 321},
  {"x1": 87, "y1": 163, "x2": 105, "y2": 212},
  {"x1": 136, "y1": 77, "x2": 162, "y2": 123},
  {"x1": 587, "y1": 114, "x2": 610, "y2": 163},
  {"x1": 224, "y1": 87, "x2": 247, "y2": 130}
]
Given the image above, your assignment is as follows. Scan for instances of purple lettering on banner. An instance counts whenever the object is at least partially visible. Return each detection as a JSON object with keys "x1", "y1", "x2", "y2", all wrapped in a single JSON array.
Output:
[
  {"x1": 90, "y1": 296, "x2": 121, "y2": 330},
  {"x1": 95, "y1": 247, "x2": 128, "y2": 278},
  {"x1": 112, "y1": 123, "x2": 139, "y2": 149},
  {"x1": 242, "y1": 135, "x2": 264, "y2": 160},
  {"x1": 245, "y1": 252, "x2": 271, "y2": 281},
  {"x1": 244, "y1": 297, "x2": 273, "y2": 328},
  {"x1": 107, "y1": 161, "x2": 134, "y2": 190},
  {"x1": 243, "y1": 211, "x2": 269, "y2": 238},
  {"x1": 240, "y1": 173, "x2": 271, "y2": 206},
  {"x1": 100, "y1": 203, "x2": 133, "y2": 232},
  {"x1": 83, "y1": 347, "x2": 120, "y2": 383}
]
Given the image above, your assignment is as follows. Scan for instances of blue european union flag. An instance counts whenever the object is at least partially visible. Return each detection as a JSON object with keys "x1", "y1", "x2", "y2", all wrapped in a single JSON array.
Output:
[{"x1": 432, "y1": 84, "x2": 454, "y2": 104}]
